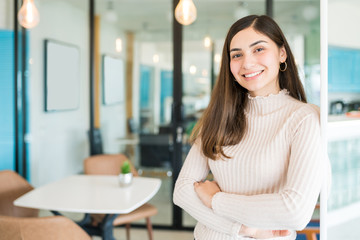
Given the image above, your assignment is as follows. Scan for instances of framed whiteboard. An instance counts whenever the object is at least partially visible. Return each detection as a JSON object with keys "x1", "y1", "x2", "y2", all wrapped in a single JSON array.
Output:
[
  {"x1": 102, "y1": 55, "x2": 125, "y2": 105},
  {"x1": 44, "y1": 40, "x2": 80, "y2": 111}
]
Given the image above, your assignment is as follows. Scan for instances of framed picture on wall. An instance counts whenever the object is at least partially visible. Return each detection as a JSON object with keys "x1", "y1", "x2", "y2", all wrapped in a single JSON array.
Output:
[
  {"x1": 102, "y1": 55, "x2": 125, "y2": 105},
  {"x1": 44, "y1": 39, "x2": 80, "y2": 112}
]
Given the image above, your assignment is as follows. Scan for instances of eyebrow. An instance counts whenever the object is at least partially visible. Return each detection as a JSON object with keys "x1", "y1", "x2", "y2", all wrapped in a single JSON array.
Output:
[{"x1": 230, "y1": 40, "x2": 268, "y2": 52}]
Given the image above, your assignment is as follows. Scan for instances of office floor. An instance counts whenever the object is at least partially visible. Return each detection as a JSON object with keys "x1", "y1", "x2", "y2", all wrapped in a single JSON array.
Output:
[{"x1": 92, "y1": 228, "x2": 193, "y2": 240}]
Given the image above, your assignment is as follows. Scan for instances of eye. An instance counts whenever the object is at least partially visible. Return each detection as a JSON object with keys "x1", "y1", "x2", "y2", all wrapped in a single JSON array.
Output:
[
  {"x1": 255, "y1": 47, "x2": 264, "y2": 53},
  {"x1": 231, "y1": 53, "x2": 242, "y2": 59}
]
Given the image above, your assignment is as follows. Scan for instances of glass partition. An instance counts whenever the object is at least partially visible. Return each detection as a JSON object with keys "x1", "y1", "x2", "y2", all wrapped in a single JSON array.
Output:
[
  {"x1": 327, "y1": 0, "x2": 360, "y2": 239},
  {"x1": 95, "y1": 0, "x2": 174, "y2": 226},
  {"x1": 94, "y1": 0, "x2": 324, "y2": 231}
]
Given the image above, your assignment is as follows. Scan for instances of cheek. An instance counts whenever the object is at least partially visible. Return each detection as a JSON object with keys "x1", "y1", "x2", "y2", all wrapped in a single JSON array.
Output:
[
  {"x1": 230, "y1": 61, "x2": 239, "y2": 77},
  {"x1": 261, "y1": 53, "x2": 280, "y2": 70}
]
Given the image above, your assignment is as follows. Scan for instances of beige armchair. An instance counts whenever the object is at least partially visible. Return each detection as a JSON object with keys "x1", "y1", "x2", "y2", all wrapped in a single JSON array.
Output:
[
  {"x1": 0, "y1": 215, "x2": 91, "y2": 240},
  {"x1": 0, "y1": 170, "x2": 38, "y2": 217},
  {"x1": 84, "y1": 154, "x2": 158, "y2": 240}
]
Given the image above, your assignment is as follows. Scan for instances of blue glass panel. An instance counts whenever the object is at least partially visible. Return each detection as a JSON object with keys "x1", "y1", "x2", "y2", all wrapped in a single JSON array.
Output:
[
  {"x1": 160, "y1": 70, "x2": 173, "y2": 123},
  {"x1": 0, "y1": 30, "x2": 15, "y2": 171}
]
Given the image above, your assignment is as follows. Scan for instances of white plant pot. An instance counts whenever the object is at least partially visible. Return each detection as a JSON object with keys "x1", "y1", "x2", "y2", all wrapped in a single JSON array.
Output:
[{"x1": 118, "y1": 172, "x2": 133, "y2": 187}]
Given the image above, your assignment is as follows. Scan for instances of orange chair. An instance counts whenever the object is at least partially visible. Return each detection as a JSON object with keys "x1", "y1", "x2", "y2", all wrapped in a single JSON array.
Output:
[
  {"x1": 296, "y1": 203, "x2": 320, "y2": 240},
  {"x1": 0, "y1": 170, "x2": 38, "y2": 217},
  {"x1": 84, "y1": 154, "x2": 158, "y2": 240},
  {"x1": 0, "y1": 215, "x2": 91, "y2": 240},
  {"x1": 297, "y1": 228, "x2": 320, "y2": 240}
]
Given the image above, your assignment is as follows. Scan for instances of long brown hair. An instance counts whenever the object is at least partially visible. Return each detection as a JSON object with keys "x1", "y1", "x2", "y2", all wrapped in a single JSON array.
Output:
[{"x1": 191, "y1": 15, "x2": 307, "y2": 160}]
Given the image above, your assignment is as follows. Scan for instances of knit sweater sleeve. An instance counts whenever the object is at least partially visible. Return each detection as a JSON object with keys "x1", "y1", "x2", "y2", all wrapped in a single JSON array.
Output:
[
  {"x1": 211, "y1": 108, "x2": 325, "y2": 230},
  {"x1": 173, "y1": 142, "x2": 242, "y2": 236}
]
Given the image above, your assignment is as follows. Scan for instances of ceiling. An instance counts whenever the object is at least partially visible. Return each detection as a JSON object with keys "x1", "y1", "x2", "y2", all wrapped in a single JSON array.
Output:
[{"x1": 93, "y1": 0, "x2": 320, "y2": 41}]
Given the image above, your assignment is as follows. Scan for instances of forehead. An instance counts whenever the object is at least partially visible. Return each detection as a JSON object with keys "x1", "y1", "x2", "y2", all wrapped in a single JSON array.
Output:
[{"x1": 230, "y1": 27, "x2": 273, "y2": 49}]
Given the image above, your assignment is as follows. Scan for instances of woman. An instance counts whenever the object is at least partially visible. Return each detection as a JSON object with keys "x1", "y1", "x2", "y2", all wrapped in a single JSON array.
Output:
[{"x1": 173, "y1": 15, "x2": 328, "y2": 240}]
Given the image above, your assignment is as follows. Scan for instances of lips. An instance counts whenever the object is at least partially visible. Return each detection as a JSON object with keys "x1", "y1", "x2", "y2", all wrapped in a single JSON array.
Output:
[{"x1": 243, "y1": 70, "x2": 263, "y2": 78}]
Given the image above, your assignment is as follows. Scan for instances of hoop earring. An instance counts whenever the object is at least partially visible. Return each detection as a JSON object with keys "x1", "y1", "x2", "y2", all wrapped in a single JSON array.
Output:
[{"x1": 279, "y1": 61, "x2": 287, "y2": 72}]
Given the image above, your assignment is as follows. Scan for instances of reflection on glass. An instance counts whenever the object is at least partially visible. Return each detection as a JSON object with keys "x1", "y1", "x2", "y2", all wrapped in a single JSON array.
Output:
[
  {"x1": 328, "y1": 139, "x2": 360, "y2": 210},
  {"x1": 96, "y1": 0, "x2": 174, "y2": 226}
]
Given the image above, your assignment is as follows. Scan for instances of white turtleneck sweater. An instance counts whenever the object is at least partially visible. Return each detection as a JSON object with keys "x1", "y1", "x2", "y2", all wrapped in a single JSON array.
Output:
[{"x1": 173, "y1": 90, "x2": 328, "y2": 240}]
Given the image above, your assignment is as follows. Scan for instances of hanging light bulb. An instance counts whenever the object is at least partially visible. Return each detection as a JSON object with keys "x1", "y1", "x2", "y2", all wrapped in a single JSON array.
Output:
[
  {"x1": 204, "y1": 36, "x2": 212, "y2": 48},
  {"x1": 18, "y1": 0, "x2": 40, "y2": 29},
  {"x1": 175, "y1": 0, "x2": 197, "y2": 26},
  {"x1": 115, "y1": 38, "x2": 122, "y2": 52}
]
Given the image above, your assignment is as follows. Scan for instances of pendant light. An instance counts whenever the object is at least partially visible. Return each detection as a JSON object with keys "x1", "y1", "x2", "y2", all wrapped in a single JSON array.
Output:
[
  {"x1": 175, "y1": 0, "x2": 197, "y2": 26},
  {"x1": 18, "y1": 0, "x2": 40, "y2": 29}
]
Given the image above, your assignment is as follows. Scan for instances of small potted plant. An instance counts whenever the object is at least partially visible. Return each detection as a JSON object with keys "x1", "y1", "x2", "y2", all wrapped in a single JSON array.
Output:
[{"x1": 118, "y1": 160, "x2": 133, "y2": 187}]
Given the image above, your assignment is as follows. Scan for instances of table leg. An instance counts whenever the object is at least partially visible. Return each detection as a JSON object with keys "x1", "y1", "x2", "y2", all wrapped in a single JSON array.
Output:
[
  {"x1": 101, "y1": 214, "x2": 118, "y2": 240},
  {"x1": 51, "y1": 211, "x2": 118, "y2": 240},
  {"x1": 51, "y1": 210, "x2": 61, "y2": 216},
  {"x1": 77, "y1": 213, "x2": 92, "y2": 226}
]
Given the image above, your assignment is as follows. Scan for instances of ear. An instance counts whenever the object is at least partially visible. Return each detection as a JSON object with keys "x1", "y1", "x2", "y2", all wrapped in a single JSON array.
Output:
[{"x1": 279, "y1": 45, "x2": 287, "y2": 62}]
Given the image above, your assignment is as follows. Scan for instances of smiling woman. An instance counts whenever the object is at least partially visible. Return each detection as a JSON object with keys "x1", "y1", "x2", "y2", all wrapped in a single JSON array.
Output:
[
  {"x1": 229, "y1": 28, "x2": 286, "y2": 97},
  {"x1": 173, "y1": 15, "x2": 330, "y2": 240}
]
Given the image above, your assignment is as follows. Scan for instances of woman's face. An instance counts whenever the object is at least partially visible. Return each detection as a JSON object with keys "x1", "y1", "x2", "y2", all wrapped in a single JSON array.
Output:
[{"x1": 229, "y1": 27, "x2": 287, "y2": 97}]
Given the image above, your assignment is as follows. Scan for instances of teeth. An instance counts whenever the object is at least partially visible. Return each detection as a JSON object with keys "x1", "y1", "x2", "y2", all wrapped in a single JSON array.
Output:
[{"x1": 244, "y1": 70, "x2": 262, "y2": 78}]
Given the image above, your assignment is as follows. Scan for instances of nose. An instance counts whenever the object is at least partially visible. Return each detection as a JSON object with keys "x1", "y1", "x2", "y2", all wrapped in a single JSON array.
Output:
[{"x1": 241, "y1": 54, "x2": 255, "y2": 70}]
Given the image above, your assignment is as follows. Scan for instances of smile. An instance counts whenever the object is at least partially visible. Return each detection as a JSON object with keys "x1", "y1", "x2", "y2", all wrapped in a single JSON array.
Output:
[{"x1": 243, "y1": 70, "x2": 263, "y2": 78}]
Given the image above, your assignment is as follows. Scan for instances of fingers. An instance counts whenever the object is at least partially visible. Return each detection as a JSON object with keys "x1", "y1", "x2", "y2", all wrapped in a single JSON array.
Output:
[
  {"x1": 193, "y1": 180, "x2": 208, "y2": 186},
  {"x1": 272, "y1": 230, "x2": 291, "y2": 236}
]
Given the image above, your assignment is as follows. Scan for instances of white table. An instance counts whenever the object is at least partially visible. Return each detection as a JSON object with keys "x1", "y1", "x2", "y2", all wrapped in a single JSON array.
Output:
[{"x1": 14, "y1": 175, "x2": 161, "y2": 240}]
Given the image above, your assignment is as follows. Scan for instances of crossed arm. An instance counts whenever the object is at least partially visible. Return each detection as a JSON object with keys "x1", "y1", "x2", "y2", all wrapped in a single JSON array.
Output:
[
  {"x1": 174, "y1": 112, "x2": 325, "y2": 239},
  {"x1": 194, "y1": 180, "x2": 291, "y2": 238},
  {"x1": 173, "y1": 143, "x2": 295, "y2": 239}
]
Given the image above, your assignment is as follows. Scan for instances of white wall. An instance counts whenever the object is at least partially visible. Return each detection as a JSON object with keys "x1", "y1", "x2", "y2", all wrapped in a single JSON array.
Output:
[
  {"x1": 0, "y1": 0, "x2": 6, "y2": 28},
  {"x1": 0, "y1": 0, "x2": 13, "y2": 29},
  {"x1": 29, "y1": 0, "x2": 90, "y2": 187},
  {"x1": 328, "y1": 0, "x2": 360, "y2": 48}
]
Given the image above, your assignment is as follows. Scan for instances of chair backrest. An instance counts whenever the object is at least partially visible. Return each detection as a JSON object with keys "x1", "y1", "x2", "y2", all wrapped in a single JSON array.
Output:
[
  {"x1": 84, "y1": 154, "x2": 138, "y2": 176},
  {"x1": 0, "y1": 215, "x2": 91, "y2": 240},
  {"x1": 0, "y1": 170, "x2": 38, "y2": 217}
]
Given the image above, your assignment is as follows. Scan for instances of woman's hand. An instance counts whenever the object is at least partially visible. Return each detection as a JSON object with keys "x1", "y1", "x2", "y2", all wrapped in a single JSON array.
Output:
[
  {"x1": 194, "y1": 180, "x2": 221, "y2": 208},
  {"x1": 194, "y1": 181, "x2": 291, "y2": 239},
  {"x1": 240, "y1": 225, "x2": 291, "y2": 239}
]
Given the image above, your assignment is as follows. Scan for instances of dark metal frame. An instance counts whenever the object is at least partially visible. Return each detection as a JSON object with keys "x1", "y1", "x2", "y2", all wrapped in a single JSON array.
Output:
[
  {"x1": 171, "y1": 0, "x2": 184, "y2": 230},
  {"x1": 14, "y1": 0, "x2": 19, "y2": 174},
  {"x1": 266, "y1": 0, "x2": 273, "y2": 17},
  {"x1": 89, "y1": 0, "x2": 96, "y2": 156},
  {"x1": 14, "y1": 0, "x2": 28, "y2": 179}
]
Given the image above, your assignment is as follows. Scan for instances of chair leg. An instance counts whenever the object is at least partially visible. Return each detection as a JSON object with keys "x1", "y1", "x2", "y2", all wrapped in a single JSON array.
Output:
[
  {"x1": 126, "y1": 223, "x2": 131, "y2": 240},
  {"x1": 146, "y1": 217, "x2": 154, "y2": 240},
  {"x1": 311, "y1": 232, "x2": 317, "y2": 240}
]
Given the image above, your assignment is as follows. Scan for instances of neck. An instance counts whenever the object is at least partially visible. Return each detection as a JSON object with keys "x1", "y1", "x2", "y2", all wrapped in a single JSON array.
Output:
[{"x1": 246, "y1": 89, "x2": 290, "y2": 116}]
